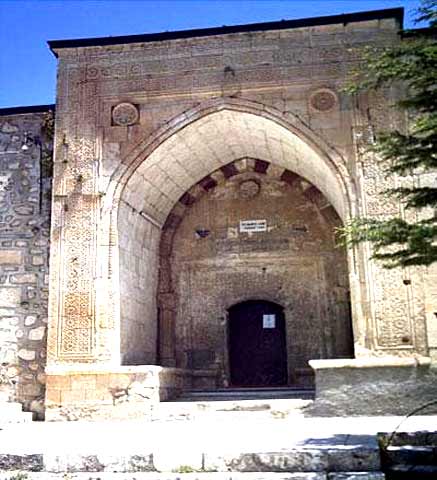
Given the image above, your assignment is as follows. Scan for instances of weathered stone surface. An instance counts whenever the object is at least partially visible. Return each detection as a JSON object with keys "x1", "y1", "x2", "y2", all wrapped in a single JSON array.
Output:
[
  {"x1": 0, "y1": 121, "x2": 19, "y2": 133},
  {"x1": 308, "y1": 358, "x2": 437, "y2": 416},
  {"x1": 0, "y1": 250, "x2": 22, "y2": 264},
  {"x1": 156, "y1": 166, "x2": 352, "y2": 385},
  {"x1": 28, "y1": 326, "x2": 46, "y2": 341},
  {"x1": 0, "y1": 453, "x2": 43, "y2": 471},
  {"x1": 0, "y1": 110, "x2": 53, "y2": 418},
  {"x1": 25, "y1": 314, "x2": 37, "y2": 326},
  {"x1": 0, "y1": 287, "x2": 21, "y2": 308},
  {"x1": 10, "y1": 273, "x2": 37, "y2": 284},
  {"x1": 0, "y1": 475, "x2": 327, "y2": 480},
  {"x1": 17, "y1": 349, "x2": 36, "y2": 361},
  {"x1": 328, "y1": 474, "x2": 384, "y2": 480}
]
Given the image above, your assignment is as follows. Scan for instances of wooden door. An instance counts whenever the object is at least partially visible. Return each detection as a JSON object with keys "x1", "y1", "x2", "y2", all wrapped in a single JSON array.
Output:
[{"x1": 228, "y1": 300, "x2": 287, "y2": 387}]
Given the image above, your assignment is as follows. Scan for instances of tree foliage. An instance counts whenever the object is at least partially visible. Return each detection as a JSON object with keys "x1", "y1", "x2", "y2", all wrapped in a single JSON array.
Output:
[{"x1": 340, "y1": 0, "x2": 437, "y2": 268}]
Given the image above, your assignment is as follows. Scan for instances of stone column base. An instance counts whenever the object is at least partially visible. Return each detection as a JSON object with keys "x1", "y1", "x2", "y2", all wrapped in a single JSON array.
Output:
[
  {"x1": 45, "y1": 365, "x2": 193, "y2": 421},
  {"x1": 308, "y1": 357, "x2": 437, "y2": 416}
]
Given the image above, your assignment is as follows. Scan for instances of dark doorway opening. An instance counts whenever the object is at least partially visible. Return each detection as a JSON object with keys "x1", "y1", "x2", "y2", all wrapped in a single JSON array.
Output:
[{"x1": 228, "y1": 300, "x2": 287, "y2": 387}]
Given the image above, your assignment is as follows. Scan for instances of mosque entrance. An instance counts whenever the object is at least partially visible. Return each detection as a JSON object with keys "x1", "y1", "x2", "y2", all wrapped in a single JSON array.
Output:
[{"x1": 228, "y1": 300, "x2": 287, "y2": 387}]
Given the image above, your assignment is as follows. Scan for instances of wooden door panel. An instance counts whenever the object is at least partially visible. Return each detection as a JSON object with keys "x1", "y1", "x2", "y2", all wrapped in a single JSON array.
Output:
[{"x1": 229, "y1": 300, "x2": 287, "y2": 387}]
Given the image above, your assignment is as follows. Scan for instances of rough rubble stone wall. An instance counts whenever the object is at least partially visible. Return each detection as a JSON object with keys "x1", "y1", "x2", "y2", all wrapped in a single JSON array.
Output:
[{"x1": 0, "y1": 111, "x2": 53, "y2": 417}]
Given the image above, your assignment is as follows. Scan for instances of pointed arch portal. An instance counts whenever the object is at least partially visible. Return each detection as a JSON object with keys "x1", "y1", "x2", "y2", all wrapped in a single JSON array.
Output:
[
  {"x1": 45, "y1": 13, "x2": 433, "y2": 420},
  {"x1": 111, "y1": 101, "x2": 355, "y2": 385}
]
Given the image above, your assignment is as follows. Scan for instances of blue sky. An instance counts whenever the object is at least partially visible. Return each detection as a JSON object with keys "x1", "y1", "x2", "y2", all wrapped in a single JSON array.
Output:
[{"x1": 0, "y1": 0, "x2": 426, "y2": 108}]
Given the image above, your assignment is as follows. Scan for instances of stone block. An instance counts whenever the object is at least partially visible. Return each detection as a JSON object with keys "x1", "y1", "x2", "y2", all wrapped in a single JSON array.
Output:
[
  {"x1": 308, "y1": 358, "x2": 437, "y2": 416},
  {"x1": 28, "y1": 326, "x2": 46, "y2": 341},
  {"x1": 24, "y1": 315, "x2": 37, "y2": 326},
  {"x1": 61, "y1": 388, "x2": 87, "y2": 404},
  {"x1": 0, "y1": 250, "x2": 23, "y2": 264},
  {"x1": 204, "y1": 451, "x2": 327, "y2": 472},
  {"x1": 70, "y1": 374, "x2": 97, "y2": 391},
  {"x1": 0, "y1": 453, "x2": 43, "y2": 472},
  {"x1": 10, "y1": 273, "x2": 37, "y2": 284},
  {"x1": 45, "y1": 387, "x2": 61, "y2": 404},
  {"x1": 104, "y1": 126, "x2": 128, "y2": 143},
  {"x1": 0, "y1": 287, "x2": 21, "y2": 308},
  {"x1": 19, "y1": 382, "x2": 42, "y2": 397},
  {"x1": 85, "y1": 387, "x2": 113, "y2": 402},
  {"x1": 17, "y1": 349, "x2": 36, "y2": 361},
  {"x1": 46, "y1": 375, "x2": 71, "y2": 390},
  {"x1": 31, "y1": 255, "x2": 45, "y2": 266},
  {"x1": 328, "y1": 474, "x2": 384, "y2": 480},
  {"x1": 95, "y1": 373, "x2": 110, "y2": 389}
]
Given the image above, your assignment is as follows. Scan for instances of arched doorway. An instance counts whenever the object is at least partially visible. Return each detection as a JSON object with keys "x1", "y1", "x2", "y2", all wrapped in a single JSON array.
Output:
[
  {"x1": 156, "y1": 157, "x2": 354, "y2": 386},
  {"x1": 228, "y1": 300, "x2": 287, "y2": 387},
  {"x1": 109, "y1": 102, "x2": 355, "y2": 372}
]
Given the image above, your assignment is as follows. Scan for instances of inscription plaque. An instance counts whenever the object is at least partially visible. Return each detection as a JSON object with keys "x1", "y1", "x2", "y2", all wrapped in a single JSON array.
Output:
[{"x1": 240, "y1": 219, "x2": 267, "y2": 233}]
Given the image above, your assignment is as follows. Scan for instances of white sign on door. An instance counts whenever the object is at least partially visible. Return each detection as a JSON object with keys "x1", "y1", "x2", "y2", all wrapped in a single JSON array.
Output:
[{"x1": 263, "y1": 314, "x2": 276, "y2": 329}]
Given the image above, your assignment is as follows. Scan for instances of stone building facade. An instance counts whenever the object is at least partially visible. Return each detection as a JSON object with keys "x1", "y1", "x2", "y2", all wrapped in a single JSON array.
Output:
[{"x1": 1, "y1": 7, "x2": 436, "y2": 420}]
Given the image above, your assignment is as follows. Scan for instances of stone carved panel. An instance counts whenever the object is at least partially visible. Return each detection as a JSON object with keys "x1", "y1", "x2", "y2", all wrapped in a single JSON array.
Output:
[
  {"x1": 57, "y1": 194, "x2": 97, "y2": 358},
  {"x1": 86, "y1": 63, "x2": 143, "y2": 81},
  {"x1": 359, "y1": 150, "x2": 418, "y2": 351},
  {"x1": 50, "y1": 66, "x2": 101, "y2": 361},
  {"x1": 372, "y1": 264, "x2": 414, "y2": 348}
]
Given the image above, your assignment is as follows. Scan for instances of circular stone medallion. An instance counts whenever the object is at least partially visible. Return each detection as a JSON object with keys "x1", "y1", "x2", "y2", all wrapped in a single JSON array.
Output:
[
  {"x1": 112, "y1": 102, "x2": 139, "y2": 126},
  {"x1": 239, "y1": 179, "x2": 261, "y2": 199},
  {"x1": 309, "y1": 89, "x2": 337, "y2": 113}
]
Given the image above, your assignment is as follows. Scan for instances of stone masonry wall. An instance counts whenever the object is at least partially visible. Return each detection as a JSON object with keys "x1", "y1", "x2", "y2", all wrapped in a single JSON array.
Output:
[
  {"x1": 118, "y1": 201, "x2": 160, "y2": 365},
  {"x1": 0, "y1": 108, "x2": 53, "y2": 418},
  {"x1": 160, "y1": 160, "x2": 353, "y2": 387}
]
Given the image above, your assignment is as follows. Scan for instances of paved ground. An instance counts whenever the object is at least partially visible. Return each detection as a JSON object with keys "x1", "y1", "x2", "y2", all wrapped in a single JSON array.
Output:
[
  {"x1": 0, "y1": 412, "x2": 437, "y2": 474},
  {"x1": 2, "y1": 414, "x2": 437, "y2": 452}
]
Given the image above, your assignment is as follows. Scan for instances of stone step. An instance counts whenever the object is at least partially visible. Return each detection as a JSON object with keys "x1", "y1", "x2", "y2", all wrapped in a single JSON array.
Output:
[
  {"x1": 386, "y1": 464, "x2": 437, "y2": 479},
  {"x1": 0, "y1": 441, "x2": 380, "y2": 473},
  {"x1": 0, "y1": 402, "x2": 23, "y2": 415},
  {"x1": 175, "y1": 388, "x2": 314, "y2": 402},
  {"x1": 153, "y1": 398, "x2": 314, "y2": 421},
  {"x1": 0, "y1": 472, "x2": 386, "y2": 480},
  {"x1": 155, "y1": 398, "x2": 313, "y2": 419},
  {"x1": 379, "y1": 431, "x2": 437, "y2": 447},
  {"x1": 378, "y1": 430, "x2": 437, "y2": 478},
  {"x1": 382, "y1": 445, "x2": 437, "y2": 466},
  {"x1": 0, "y1": 402, "x2": 34, "y2": 424}
]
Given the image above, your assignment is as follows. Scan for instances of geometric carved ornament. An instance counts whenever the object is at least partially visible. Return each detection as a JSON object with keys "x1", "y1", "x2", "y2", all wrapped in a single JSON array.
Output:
[
  {"x1": 309, "y1": 88, "x2": 338, "y2": 113},
  {"x1": 112, "y1": 102, "x2": 139, "y2": 126},
  {"x1": 239, "y1": 179, "x2": 261, "y2": 199}
]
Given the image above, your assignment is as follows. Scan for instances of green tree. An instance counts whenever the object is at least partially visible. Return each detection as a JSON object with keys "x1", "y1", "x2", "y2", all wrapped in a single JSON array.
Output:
[{"x1": 340, "y1": 0, "x2": 437, "y2": 268}]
